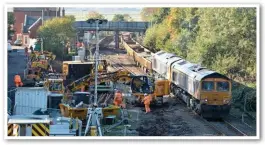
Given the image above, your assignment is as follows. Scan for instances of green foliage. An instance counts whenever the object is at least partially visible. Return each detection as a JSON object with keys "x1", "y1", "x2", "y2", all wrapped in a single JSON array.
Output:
[
  {"x1": 152, "y1": 8, "x2": 170, "y2": 24},
  {"x1": 123, "y1": 14, "x2": 134, "y2": 21},
  {"x1": 143, "y1": 7, "x2": 256, "y2": 84},
  {"x1": 142, "y1": 7, "x2": 257, "y2": 111},
  {"x1": 8, "y1": 12, "x2": 15, "y2": 40},
  {"x1": 140, "y1": 8, "x2": 159, "y2": 21},
  {"x1": 112, "y1": 14, "x2": 133, "y2": 21},
  {"x1": 37, "y1": 16, "x2": 76, "y2": 58},
  {"x1": 143, "y1": 25, "x2": 158, "y2": 52},
  {"x1": 112, "y1": 14, "x2": 125, "y2": 21}
]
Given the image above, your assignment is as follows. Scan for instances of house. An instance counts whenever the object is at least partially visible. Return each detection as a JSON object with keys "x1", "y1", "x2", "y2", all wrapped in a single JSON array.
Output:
[
  {"x1": 12, "y1": 7, "x2": 64, "y2": 46},
  {"x1": 22, "y1": 15, "x2": 54, "y2": 47}
]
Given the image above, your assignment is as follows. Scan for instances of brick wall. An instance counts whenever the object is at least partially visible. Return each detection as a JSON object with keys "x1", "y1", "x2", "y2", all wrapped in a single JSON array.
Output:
[{"x1": 12, "y1": 9, "x2": 59, "y2": 43}]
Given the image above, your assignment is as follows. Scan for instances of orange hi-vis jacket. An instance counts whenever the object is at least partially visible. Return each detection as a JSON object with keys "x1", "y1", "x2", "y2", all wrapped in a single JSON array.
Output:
[
  {"x1": 143, "y1": 95, "x2": 152, "y2": 105},
  {"x1": 14, "y1": 75, "x2": 22, "y2": 83},
  {"x1": 114, "y1": 92, "x2": 123, "y2": 106}
]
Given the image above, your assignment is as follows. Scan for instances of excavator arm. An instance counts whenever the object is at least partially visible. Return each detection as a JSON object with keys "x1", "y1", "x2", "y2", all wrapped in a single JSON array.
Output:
[{"x1": 66, "y1": 70, "x2": 132, "y2": 92}]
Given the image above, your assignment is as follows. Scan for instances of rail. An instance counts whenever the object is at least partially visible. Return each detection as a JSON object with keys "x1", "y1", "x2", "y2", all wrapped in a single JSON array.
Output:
[
  {"x1": 223, "y1": 120, "x2": 248, "y2": 136},
  {"x1": 107, "y1": 58, "x2": 136, "y2": 75},
  {"x1": 173, "y1": 95, "x2": 249, "y2": 136}
]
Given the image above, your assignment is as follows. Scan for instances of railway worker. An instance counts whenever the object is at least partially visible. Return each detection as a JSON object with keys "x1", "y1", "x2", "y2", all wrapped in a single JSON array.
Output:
[
  {"x1": 142, "y1": 93, "x2": 152, "y2": 114},
  {"x1": 80, "y1": 85, "x2": 85, "y2": 92},
  {"x1": 113, "y1": 90, "x2": 125, "y2": 108},
  {"x1": 30, "y1": 45, "x2": 34, "y2": 53},
  {"x1": 14, "y1": 73, "x2": 23, "y2": 87}
]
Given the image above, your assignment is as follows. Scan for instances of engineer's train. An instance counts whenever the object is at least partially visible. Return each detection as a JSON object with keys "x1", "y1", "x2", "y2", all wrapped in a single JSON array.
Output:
[{"x1": 121, "y1": 33, "x2": 231, "y2": 118}]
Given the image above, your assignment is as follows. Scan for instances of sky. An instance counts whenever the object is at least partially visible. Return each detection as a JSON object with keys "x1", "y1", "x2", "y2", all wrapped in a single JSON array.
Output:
[
  {"x1": 65, "y1": 7, "x2": 143, "y2": 21},
  {"x1": 7, "y1": 7, "x2": 143, "y2": 21}
]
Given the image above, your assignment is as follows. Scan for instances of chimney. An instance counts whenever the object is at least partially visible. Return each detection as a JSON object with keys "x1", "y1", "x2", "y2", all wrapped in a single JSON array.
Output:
[{"x1": 62, "y1": 7, "x2": 65, "y2": 17}]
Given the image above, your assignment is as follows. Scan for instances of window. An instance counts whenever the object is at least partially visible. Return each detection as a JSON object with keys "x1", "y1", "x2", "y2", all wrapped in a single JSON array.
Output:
[
  {"x1": 24, "y1": 36, "x2": 28, "y2": 44},
  {"x1": 202, "y1": 81, "x2": 214, "y2": 91},
  {"x1": 17, "y1": 34, "x2": 22, "y2": 40},
  {"x1": 49, "y1": 82, "x2": 63, "y2": 91},
  {"x1": 217, "y1": 82, "x2": 229, "y2": 91},
  {"x1": 172, "y1": 71, "x2": 177, "y2": 81},
  {"x1": 157, "y1": 52, "x2": 164, "y2": 55},
  {"x1": 153, "y1": 59, "x2": 157, "y2": 69},
  {"x1": 178, "y1": 61, "x2": 187, "y2": 65}
]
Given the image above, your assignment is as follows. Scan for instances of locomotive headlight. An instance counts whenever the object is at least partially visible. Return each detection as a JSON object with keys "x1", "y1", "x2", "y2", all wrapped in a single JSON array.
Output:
[
  {"x1": 201, "y1": 98, "x2": 208, "y2": 103},
  {"x1": 223, "y1": 99, "x2": 230, "y2": 104}
]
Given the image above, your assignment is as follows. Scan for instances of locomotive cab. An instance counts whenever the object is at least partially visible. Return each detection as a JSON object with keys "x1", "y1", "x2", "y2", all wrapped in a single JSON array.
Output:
[
  {"x1": 130, "y1": 76, "x2": 154, "y2": 94},
  {"x1": 200, "y1": 77, "x2": 232, "y2": 118}
]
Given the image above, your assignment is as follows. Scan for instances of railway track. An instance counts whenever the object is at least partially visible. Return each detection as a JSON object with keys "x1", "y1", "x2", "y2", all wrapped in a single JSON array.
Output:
[
  {"x1": 174, "y1": 96, "x2": 248, "y2": 136},
  {"x1": 201, "y1": 117, "x2": 248, "y2": 136},
  {"x1": 106, "y1": 55, "x2": 145, "y2": 75}
]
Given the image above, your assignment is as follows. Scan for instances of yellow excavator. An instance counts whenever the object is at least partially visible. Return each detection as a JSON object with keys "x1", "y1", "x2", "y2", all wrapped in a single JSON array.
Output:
[
  {"x1": 130, "y1": 76, "x2": 170, "y2": 106},
  {"x1": 58, "y1": 68, "x2": 171, "y2": 135},
  {"x1": 66, "y1": 69, "x2": 132, "y2": 92},
  {"x1": 43, "y1": 73, "x2": 65, "y2": 94}
]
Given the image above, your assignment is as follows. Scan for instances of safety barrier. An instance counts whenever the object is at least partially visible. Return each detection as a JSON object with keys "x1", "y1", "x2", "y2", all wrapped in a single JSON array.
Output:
[
  {"x1": 32, "y1": 123, "x2": 50, "y2": 136},
  {"x1": 7, "y1": 124, "x2": 20, "y2": 136}
]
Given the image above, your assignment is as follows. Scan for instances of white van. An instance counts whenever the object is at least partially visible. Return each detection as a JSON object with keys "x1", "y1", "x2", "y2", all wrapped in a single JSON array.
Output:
[{"x1": 8, "y1": 42, "x2": 12, "y2": 53}]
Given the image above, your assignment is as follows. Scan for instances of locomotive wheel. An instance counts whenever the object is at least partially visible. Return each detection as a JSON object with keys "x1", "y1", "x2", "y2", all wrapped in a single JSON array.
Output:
[{"x1": 195, "y1": 104, "x2": 202, "y2": 115}]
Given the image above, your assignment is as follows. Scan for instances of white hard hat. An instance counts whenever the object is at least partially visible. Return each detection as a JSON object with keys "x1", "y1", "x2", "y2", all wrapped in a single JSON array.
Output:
[{"x1": 144, "y1": 93, "x2": 147, "y2": 96}]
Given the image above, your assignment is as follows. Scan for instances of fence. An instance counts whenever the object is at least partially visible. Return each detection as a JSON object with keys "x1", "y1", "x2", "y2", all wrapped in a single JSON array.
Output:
[
  {"x1": 7, "y1": 88, "x2": 17, "y2": 115},
  {"x1": 13, "y1": 104, "x2": 62, "y2": 119}
]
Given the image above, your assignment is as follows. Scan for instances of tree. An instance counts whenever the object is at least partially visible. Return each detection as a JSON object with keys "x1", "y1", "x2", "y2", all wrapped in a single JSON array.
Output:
[
  {"x1": 140, "y1": 8, "x2": 159, "y2": 21},
  {"x1": 8, "y1": 12, "x2": 15, "y2": 40},
  {"x1": 112, "y1": 14, "x2": 125, "y2": 21},
  {"x1": 87, "y1": 11, "x2": 105, "y2": 19},
  {"x1": 123, "y1": 14, "x2": 133, "y2": 21},
  {"x1": 142, "y1": 7, "x2": 257, "y2": 112},
  {"x1": 37, "y1": 16, "x2": 76, "y2": 57},
  {"x1": 112, "y1": 14, "x2": 133, "y2": 22},
  {"x1": 152, "y1": 8, "x2": 170, "y2": 24},
  {"x1": 143, "y1": 7, "x2": 256, "y2": 84}
]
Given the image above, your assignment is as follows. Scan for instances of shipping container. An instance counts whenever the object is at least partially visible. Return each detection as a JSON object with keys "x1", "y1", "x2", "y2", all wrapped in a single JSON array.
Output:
[{"x1": 14, "y1": 87, "x2": 49, "y2": 115}]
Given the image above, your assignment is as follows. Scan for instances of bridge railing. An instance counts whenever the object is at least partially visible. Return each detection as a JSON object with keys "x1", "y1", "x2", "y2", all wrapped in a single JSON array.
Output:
[{"x1": 74, "y1": 21, "x2": 150, "y2": 31}]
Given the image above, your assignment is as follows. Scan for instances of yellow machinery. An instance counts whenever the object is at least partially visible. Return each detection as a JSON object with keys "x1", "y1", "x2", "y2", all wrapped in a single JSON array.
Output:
[
  {"x1": 31, "y1": 60, "x2": 49, "y2": 70},
  {"x1": 29, "y1": 51, "x2": 55, "y2": 71},
  {"x1": 44, "y1": 73, "x2": 65, "y2": 94},
  {"x1": 45, "y1": 78, "x2": 64, "y2": 94},
  {"x1": 43, "y1": 51, "x2": 56, "y2": 60},
  {"x1": 59, "y1": 104, "x2": 121, "y2": 121},
  {"x1": 131, "y1": 76, "x2": 170, "y2": 105},
  {"x1": 62, "y1": 59, "x2": 108, "y2": 81},
  {"x1": 67, "y1": 70, "x2": 170, "y2": 105},
  {"x1": 66, "y1": 70, "x2": 132, "y2": 92},
  {"x1": 30, "y1": 51, "x2": 56, "y2": 62},
  {"x1": 25, "y1": 68, "x2": 42, "y2": 81}
]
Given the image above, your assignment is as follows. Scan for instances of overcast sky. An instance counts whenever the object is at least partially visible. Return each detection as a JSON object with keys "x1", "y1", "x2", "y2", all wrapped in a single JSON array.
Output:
[{"x1": 7, "y1": 7, "x2": 143, "y2": 21}]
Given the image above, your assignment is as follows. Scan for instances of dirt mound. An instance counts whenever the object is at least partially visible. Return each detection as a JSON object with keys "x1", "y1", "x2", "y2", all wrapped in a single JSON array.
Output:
[{"x1": 136, "y1": 108, "x2": 192, "y2": 136}]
